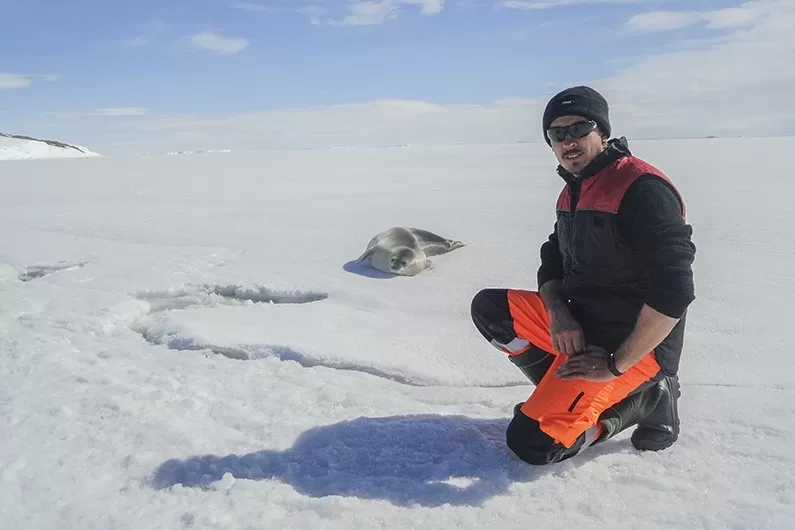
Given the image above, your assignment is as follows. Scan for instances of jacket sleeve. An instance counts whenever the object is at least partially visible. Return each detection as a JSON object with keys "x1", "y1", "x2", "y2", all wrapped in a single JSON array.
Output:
[
  {"x1": 537, "y1": 221, "x2": 564, "y2": 289},
  {"x1": 618, "y1": 175, "x2": 696, "y2": 318}
]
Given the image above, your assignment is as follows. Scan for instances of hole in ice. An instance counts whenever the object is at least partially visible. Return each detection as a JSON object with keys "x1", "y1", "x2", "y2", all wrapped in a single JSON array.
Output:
[
  {"x1": 134, "y1": 283, "x2": 328, "y2": 314},
  {"x1": 18, "y1": 260, "x2": 88, "y2": 282},
  {"x1": 131, "y1": 283, "x2": 328, "y2": 362}
]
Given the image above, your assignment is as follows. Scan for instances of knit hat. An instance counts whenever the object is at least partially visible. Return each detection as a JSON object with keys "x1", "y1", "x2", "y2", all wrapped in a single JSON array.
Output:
[{"x1": 542, "y1": 86, "x2": 610, "y2": 145}]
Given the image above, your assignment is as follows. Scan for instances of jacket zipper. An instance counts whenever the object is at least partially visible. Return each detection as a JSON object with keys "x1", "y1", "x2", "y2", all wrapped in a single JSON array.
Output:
[{"x1": 568, "y1": 178, "x2": 580, "y2": 262}]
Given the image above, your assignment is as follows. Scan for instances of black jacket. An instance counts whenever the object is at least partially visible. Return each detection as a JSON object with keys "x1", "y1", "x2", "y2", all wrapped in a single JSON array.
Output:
[{"x1": 537, "y1": 138, "x2": 696, "y2": 376}]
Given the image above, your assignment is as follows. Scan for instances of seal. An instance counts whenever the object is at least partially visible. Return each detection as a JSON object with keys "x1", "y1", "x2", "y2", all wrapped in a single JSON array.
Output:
[{"x1": 356, "y1": 227, "x2": 465, "y2": 276}]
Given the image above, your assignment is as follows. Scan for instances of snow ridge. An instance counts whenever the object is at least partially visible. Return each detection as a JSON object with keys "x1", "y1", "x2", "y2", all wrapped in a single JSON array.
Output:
[{"x1": 0, "y1": 132, "x2": 100, "y2": 160}]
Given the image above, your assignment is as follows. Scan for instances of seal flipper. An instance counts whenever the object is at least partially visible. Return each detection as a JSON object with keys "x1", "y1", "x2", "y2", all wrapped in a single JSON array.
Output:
[
  {"x1": 410, "y1": 228, "x2": 465, "y2": 257},
  {"x1": 409, "y1": 228, "x2": 450, "y2": 245}
]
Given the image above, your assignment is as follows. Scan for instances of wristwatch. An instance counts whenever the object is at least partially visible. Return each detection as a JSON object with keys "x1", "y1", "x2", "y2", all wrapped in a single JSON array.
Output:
[{"x1": 606, "y1": 352, "x2": 625, "y2": 377}]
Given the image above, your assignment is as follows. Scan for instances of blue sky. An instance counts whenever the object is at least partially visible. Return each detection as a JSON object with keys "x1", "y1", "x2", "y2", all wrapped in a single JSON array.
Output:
[{"x1": 1, "y1": 0, "x2": 792, "y2": 153}]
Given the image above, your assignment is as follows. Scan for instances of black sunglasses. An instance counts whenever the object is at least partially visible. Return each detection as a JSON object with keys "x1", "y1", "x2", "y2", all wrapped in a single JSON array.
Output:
[{"x1": 545, "y1": 120, "x2": 597, "y2": 143}]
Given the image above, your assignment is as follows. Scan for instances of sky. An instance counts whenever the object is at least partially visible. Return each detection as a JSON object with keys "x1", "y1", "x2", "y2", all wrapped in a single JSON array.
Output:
[{"x1": 1, "y1": 0, "x2": 793, "y2": 154}]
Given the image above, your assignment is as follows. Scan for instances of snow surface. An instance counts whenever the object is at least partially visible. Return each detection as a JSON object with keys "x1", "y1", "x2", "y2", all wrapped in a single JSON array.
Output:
[
  {"x1": 1, "y1": 139, "x2": 793, "y2": 529},
  {"x1": 0, "y1": 134, "x2": 100, "y2": 161}
]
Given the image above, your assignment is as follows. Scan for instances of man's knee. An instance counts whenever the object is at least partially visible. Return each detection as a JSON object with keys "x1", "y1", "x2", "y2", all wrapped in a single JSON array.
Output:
[
  {"x1": 470, "y1": 288, "x2": 509, "y2": 339},
  {"x1": 470, "y1": 288, "x2": 507, "y2": 319},
  {"x1": 506, "y1": 412, "x2": 581, "y2": 465}
]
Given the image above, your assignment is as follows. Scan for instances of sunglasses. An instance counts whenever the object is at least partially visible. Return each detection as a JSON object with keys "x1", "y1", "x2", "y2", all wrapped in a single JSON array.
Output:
[{"x1": 545, "y1": 120, "x2": 597, "y2": 143}]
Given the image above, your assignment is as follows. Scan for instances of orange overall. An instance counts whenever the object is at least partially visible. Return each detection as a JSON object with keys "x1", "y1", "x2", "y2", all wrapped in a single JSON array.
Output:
[{"x1": 475, "y1": 289, "x2": 660, "y2": 449}]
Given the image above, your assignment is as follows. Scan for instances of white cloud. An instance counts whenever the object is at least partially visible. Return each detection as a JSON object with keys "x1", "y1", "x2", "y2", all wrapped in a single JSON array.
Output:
[
  {"x1": 35, "y1": 1, "x2": 795, "y2": 153},
  {"x1": 500, "y1": 0, "x2": 646, "y2": 9},
  {"x1": 230, "y1": 1, "x2": 330, "y2": 23},
  {"x1": 339, "y1": 1, "x2": 399, "y2": 25},
  {"x1": 313, "y1": 0, "x2": 444, "y2": 25},
  {"x1": 75, "y1": 98, "x2": 545, "y2": 154},
  {"x1": 189, "y1": 31, "x2": 249, "y2": 53},
  {"x1": 42, "y1": 74, "x2": 61, "y2": 83},
  {"x1": 702, "y1": 6, "x2": 761, "y2": 29},
  {"x1": 627, "y1": 10, "x2": 700, "y2": 31},
  {"x1": 0, "y1": 73, "x2": 31, "y2": 89},
  {"x1": 599, "y1": 0, "x2": 795, "y2": 138},
  {"x1": 231, "y1": 0, "x2": 442, "y2": 25},
  {"x1": 628, "y1": 3, "x2": 763, "y2": 32},
  {"x1": 94, "y1": 108, "x2": 149, "y2": 117},
  {"x1": 402, "y1": 0, "x2": 444, "y2": 15}
]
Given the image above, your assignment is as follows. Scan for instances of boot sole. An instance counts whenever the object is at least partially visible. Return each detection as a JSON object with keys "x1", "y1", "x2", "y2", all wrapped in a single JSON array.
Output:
[{"x1": 630, "y1": 431, "x2": 678, "y2": 451}]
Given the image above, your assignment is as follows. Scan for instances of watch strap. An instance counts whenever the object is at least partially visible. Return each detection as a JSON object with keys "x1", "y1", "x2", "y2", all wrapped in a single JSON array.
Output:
[{"x1": 607, "y1": 352, "x2": 625, "y2": 377}]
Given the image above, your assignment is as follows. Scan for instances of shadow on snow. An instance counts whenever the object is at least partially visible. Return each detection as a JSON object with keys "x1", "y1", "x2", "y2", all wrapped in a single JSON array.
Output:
[
  {"x1": 342, "y1": 260, "x2": 396, "y2": 279},
  {"x1": 150, "y1": 414, "x2": 561, "y2": 507}
]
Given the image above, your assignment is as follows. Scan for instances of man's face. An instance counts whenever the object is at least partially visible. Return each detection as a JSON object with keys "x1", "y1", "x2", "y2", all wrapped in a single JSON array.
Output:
[{"x1": 547, "y1": 115, "x2": 607, "y2": 175}]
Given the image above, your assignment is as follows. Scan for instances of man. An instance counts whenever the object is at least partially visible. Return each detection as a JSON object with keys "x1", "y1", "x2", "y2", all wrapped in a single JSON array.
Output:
[{"x1": 470, "y1": 86, "x2": 696, "y2": 465}]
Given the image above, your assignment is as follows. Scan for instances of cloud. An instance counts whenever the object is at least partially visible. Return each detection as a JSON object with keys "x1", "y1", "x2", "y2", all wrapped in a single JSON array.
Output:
[
  {"x1": 94, "y1": 108, "x2": 148, "y2": 117},
  {"x1": 0, "y1": 73, "x2": 31, "y2": 89},
  {"x1": 500, "y1": 0, "x2": 646, "y2": 9},
  {"x1": 338, "y1": 1, "x2": 399, "y2": 25},
  {"x1": 189, "y1": 31, "x2": 249, "y2": 53},
  {"x1": 230, "y1": 1, "x2": 330, "y2": 23},
  {"x1": 628, "y1": 4, "x2": 762, "y2": 32},
  {"x1": 289, "y1": 0, "x2": 443, "y2": 25},
  {"x1": 340, "y1": 0, "x2": 445, "y2": 25},
  {"x1": 627, "y1": 10, "x2": 700, "y2": 31},
  {"x1": 34, "y1": 1, "x2": 795, "y2": 153},
  {"x1": 402, "y1": 0, "x2": 444, "y2": 15},
  {"x1": 598, "y1": 0, "x2": 795, "y2": 137},
  {"x1": 42, "y1": 74, "x2": 61, "y2": 83},
  {"x1": 703, "y1": 6, "x2": 761, "y2": 29},
  {"x1": 299, "y1": 5, "x2": 330, "y2": 23},
  {"x1": 230, "y1": 0, "x2": 441, "y2": 24},
  {"x1": 72, "y1": 98, "x2": 545, "y2": 154}
]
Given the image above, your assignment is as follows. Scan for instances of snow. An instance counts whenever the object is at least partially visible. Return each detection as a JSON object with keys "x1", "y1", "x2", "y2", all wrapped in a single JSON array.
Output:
[
  {"x1": 1, "y1": 139, "x2": 793, "y2": 529},
  {"x1": 138, "y1": 149, "x2": 233, "y2": 157},
  {"x1": 0, "y1": 134, "x2": 100, "y2": 160}
]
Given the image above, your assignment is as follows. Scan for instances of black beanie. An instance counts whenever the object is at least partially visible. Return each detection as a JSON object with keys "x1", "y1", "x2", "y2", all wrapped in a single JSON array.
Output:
[{"x1": 542, "y1": 86, "x2": 610, "y2": 145}]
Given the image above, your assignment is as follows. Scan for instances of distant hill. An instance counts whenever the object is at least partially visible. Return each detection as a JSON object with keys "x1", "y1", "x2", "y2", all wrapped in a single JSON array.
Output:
[{"x1": 0, "y1": 133, "x2": 100, "y2": 161}]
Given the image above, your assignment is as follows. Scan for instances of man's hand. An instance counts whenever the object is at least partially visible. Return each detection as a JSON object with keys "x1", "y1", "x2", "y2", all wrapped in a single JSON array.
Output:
[
  {"x1": 539, "y1": 279, "x2": 586, "y2": 355},
  {"x1": 555, "y1": 345, "x2": 617, "y2": 382},
  {"x1": 549, "y1": 308, "x2": 586, "y2": 355}
]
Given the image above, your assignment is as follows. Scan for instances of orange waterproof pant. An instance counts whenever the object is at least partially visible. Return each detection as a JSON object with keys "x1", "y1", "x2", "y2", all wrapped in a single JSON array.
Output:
[{"x1": 506, "y1": 290, "x2": 661, "y2": 448}]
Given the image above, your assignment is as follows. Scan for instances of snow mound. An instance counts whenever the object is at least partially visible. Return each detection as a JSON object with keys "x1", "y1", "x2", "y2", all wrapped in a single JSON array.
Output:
[
  {"x1": 138, "y1": 148, "x2": 232, "y2": 157},
  {"x1": 0, "y1": 132, "x2": 101, "y2": 161}
]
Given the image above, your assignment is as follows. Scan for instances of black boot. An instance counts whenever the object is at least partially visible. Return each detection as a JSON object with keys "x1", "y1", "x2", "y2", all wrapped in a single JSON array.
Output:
[
  {"x1": 510, "y1": 348, "x2": 554, "y2": 416},
  {"x1": 509, "y1": 347, "x2": 554, "y2": 386},
  {"x1": 630, "y1": 375, "x2": 681, "y2": 451},
  {"x1": 596, "y1": 380, "x2": 664, "y2": 443}
]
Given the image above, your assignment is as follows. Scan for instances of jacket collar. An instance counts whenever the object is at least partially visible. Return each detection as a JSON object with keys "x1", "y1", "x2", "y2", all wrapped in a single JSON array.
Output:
[{"x1": 557, "y1": 136, "x2": 632, "y2": 185}]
